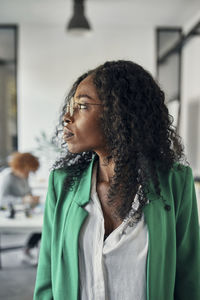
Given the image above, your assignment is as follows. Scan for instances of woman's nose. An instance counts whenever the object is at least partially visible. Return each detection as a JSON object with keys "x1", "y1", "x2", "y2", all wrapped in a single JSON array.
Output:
[{"x1": 63, "y1": 112, "x2": 73, "y2": 124}]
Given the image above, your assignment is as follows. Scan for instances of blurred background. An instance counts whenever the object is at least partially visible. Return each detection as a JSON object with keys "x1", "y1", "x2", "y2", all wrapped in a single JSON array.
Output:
[{"x1": 0, "y1": 0, "x2": 200, "y2": 299}]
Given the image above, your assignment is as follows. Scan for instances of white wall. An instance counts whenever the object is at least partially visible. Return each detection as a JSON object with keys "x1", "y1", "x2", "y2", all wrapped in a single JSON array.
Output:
[
  {"x1": 181, "y1": 11, "x2": 200, "y2": 175},
  {"x1": 18, "y1": 24, "x2": 155, "y2": 152},
  {"x1": 1, "y1": 0, "x2": 200, "y2": 180},
  {"x1": 16, "y1": 23, "x2": 155, "y2": 179},
  {"x1": 14, "y1": 15, "x2": 200, "y2": 178}
]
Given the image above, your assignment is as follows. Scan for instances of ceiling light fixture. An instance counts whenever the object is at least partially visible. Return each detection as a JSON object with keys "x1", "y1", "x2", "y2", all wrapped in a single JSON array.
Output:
[{"x1": 67, "y1": 0, "x2": 92, "y2": 35}]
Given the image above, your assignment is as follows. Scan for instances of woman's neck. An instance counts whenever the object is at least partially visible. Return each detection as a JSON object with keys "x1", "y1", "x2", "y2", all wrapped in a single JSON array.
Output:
[
  {"x1": 97, "y1": 155, "x2": 115, "y2": 184},
  {"x1": 12, "y1": 169, "x2": 28, "y2": 179}
]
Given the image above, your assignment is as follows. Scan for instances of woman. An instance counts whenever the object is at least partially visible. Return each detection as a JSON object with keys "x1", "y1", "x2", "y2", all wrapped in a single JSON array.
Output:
[
  {"x1": 0, "y1": 152, "x2": 41, "y2": 265},
  {"x1": 34, "y1": 60, "x2": 200, "y2": 300}
]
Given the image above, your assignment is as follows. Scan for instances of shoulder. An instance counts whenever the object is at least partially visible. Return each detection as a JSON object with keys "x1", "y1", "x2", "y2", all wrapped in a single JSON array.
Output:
[
  {"x1": 0, "y1": 167, "x2": 12, "y2": 176},
  {"x1": 158, "y1": 162, "x2": 195, "y2": 213},
  {"x1": 170, "y1": 162, "x2": 190, "y2": 174},
  {"x1": 158, "y1": 162, "x2": 192, "y2": 185},
  {"x1": 158, "y1": 162, "x2": 194, "y2": 196},
  {"x1": 0, "y1": 168, "x2": 13, "y2": 183},
  {"x1": 48, "y1": 167, "x2": 79, "y2": 199},
  {"x1": 51, "y1": 168, "x2": 68, "y2": 178},
  {"x1": 169, "y1": 163, "x2": 193, "y2": 186},
  {"x1": 48, "y1": 168, "x2": 68, "y2": 187}
]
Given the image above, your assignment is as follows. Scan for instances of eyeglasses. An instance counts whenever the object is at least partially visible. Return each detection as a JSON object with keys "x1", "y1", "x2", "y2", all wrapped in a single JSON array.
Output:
[{"x1": 66, "y1": 97, "x2": 103, "y2": 116}]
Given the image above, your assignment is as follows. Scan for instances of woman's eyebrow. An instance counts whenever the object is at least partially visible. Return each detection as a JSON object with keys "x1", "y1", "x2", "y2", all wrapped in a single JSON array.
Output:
[{"x1": 76, "y1": 94, "x2": 94, "y2": 101}]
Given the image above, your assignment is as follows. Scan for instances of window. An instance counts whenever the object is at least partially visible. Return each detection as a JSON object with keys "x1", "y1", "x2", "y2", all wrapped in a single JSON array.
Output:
[{"x1": 0, "y1": 25, "x2": 18, "y2": 166}]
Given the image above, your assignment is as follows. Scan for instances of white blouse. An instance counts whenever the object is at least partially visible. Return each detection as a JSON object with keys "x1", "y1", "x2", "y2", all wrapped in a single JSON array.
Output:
[{"x1": 78, "y1": 162, "x2": 149, "y2": 300}]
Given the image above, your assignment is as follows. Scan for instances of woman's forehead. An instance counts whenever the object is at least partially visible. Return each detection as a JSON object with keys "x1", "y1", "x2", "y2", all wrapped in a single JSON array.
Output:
[{"x1": 75, "y1": 75, "x2": 99, "y2": 102}]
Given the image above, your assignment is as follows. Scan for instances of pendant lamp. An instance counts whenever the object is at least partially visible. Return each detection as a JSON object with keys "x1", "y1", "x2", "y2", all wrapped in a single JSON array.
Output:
[{"x1": 67, "y1": 0, "x2": 92, "y2": 35}]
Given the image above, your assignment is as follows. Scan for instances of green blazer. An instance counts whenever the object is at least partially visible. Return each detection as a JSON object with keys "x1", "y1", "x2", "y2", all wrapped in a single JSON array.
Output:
[{"x1": 34, "y1": 159, "x2": 200, "y2": 300}]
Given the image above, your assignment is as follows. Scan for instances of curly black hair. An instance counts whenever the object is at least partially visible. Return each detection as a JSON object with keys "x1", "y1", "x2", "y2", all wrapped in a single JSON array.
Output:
[{"x1": 53, "y1": 60, "x2": 185, "y2": 223}]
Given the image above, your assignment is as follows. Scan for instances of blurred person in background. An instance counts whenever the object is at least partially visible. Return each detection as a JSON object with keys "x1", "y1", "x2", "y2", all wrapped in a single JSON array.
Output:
[{"x1": 0, "y1": 152, "x2": 41, "y2": 266}]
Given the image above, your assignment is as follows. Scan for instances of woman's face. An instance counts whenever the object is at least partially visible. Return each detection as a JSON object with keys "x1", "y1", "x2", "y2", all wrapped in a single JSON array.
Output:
[{"x1": 63, "y1": 75, "x2": 107, "y2": 154}]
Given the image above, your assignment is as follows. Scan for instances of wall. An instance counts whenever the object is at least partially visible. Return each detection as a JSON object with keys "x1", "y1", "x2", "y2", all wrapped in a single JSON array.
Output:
[
  {"x1": 16, "y1": 23, "x2": 155, "y2": 178},
  {"x1": 13, "y1": 16, "x2": 200, "y2": 177},
  {"x1": 181, "y1": 11, "x2": 200, "y2": 175},
  {"x1": 18, "y1": 24, "x2": 155, "y2": 151}
]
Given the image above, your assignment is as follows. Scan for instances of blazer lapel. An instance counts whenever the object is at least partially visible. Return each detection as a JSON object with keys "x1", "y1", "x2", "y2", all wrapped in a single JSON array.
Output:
[
  {"x1": 60, "y1": 158, "x2": 96, "y2": 299},
  {"x1": 73, "y1": 158, "x2": 96, "y2": 206}
]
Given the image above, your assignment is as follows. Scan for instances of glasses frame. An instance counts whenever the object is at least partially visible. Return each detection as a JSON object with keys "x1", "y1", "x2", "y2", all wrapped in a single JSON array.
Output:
[{"x1": 66, "y1": 97, "x2": 103, "y2": 116}]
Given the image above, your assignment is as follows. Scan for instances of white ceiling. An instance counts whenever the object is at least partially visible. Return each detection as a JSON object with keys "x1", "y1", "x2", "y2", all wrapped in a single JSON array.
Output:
[{"x1": 0, "y1": 0, "x2": 199, "y2": 28}]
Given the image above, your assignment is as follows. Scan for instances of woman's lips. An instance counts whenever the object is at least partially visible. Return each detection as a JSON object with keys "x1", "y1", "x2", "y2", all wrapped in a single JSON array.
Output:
[{"x1": 63, "y1": 128, "x2": 74, "y2": 141}]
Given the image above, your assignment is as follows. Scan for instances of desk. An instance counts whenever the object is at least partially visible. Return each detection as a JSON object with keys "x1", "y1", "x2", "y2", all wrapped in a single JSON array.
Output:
[
  {"x1": 0, "y1": 211, "x2": 43, "y2": 269},
  {"x1": 0, "y1": 213, "x2": 43, "y2": 233}
]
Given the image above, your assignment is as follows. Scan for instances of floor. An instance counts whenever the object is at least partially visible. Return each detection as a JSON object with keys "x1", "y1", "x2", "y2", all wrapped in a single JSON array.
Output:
[{"x1": 0, "y1": 233, "x2": 37, "y2": 300}]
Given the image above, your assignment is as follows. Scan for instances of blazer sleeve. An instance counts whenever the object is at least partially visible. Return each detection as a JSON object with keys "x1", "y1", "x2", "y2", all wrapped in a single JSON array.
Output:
[
  {"x1": 34, "y1": 171, "x2": 56, "y2": 300},
  {"x1": 174, "y1": 166, "x2": 200, "y2": 299}
]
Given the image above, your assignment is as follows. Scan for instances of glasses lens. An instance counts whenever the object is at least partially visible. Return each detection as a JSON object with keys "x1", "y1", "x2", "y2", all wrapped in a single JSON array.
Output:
[
  {"x1": 66, "y1": 98, "x2": 74, "y2": 116},
  {"x1": 69, "y1": 98, "x2": 74, "y2": 116}
]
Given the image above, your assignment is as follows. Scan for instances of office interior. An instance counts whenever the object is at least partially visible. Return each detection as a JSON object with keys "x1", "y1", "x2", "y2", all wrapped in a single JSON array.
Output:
[{"x1": 0, "y1": 0, "x2": 200, "y2": 299}]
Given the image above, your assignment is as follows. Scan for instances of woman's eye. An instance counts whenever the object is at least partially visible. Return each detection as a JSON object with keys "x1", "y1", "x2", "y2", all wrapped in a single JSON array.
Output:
[{"x1": 78, "y1": 103, "x2": 87, "y2": 110}]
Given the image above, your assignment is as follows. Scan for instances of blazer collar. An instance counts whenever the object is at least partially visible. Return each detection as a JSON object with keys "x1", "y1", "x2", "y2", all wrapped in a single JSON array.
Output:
[
  {"x1": 73, "y1": 156, "x2": 96, "y2": 206},
  {"x1": 73, "y1": 156, "x2": 160, "y2": 206}
]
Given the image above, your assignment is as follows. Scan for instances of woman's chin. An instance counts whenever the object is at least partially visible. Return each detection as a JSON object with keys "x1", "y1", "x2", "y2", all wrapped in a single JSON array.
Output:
[
  {"x1": 67, "y1": 147, "x2": 80, "y2": 154},
  {"x1": 67, "y1": 143, "x2": 93, "y2": 154},
  {"x1": 67, "y1": 144, "x2": 85, "y2": 154}
]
